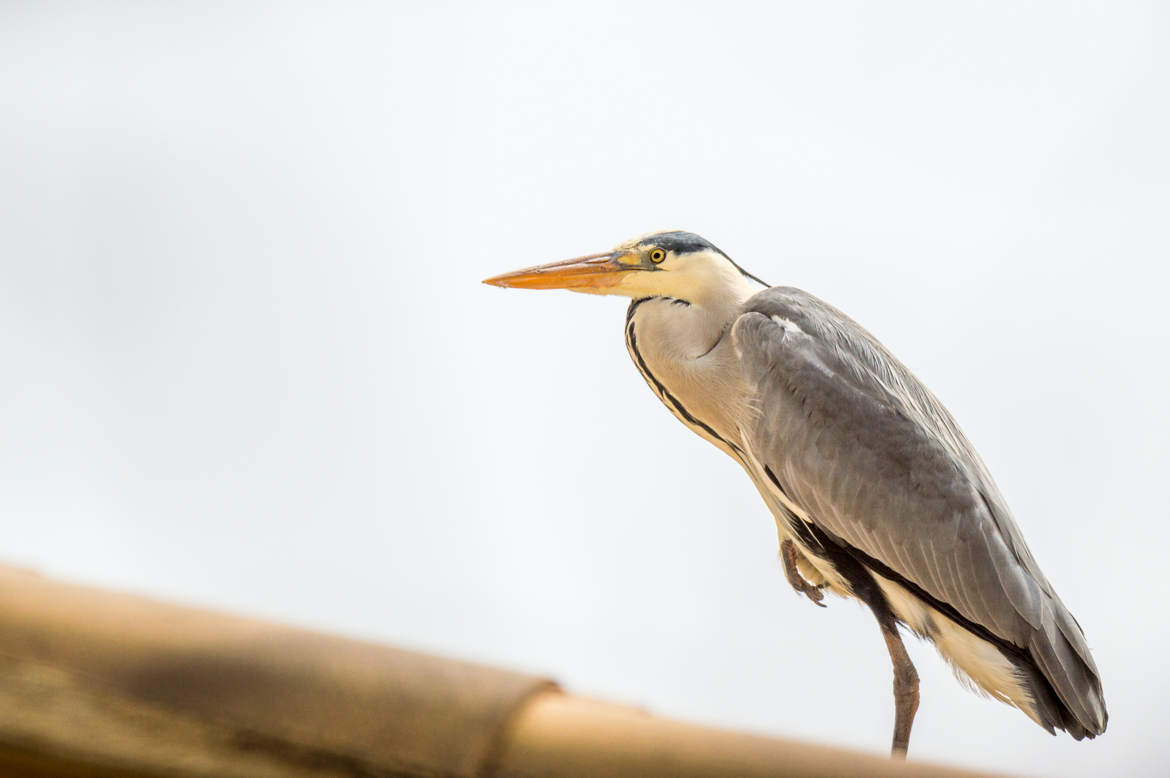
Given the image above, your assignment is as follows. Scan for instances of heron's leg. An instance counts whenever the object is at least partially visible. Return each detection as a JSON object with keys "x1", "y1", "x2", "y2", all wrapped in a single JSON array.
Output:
[
  {"x1": 876, "y1": 617, "x2": 920, "y2": 758},
  {"x1": 780, "y1": 540, "x2": 826, "y2": 607}
]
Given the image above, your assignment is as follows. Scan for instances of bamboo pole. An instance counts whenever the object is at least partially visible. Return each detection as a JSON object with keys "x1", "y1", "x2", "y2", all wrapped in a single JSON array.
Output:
[
  {"x1": 492, "y1": 693, "x2": 996, "y2": 778},
  {"x1": 0, "y1": 565, "x2": 1002, "y2": 777}
]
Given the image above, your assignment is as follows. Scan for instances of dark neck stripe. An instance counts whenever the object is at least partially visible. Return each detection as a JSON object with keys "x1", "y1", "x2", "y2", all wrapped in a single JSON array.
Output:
[
  {"x1": 627, "y1": 296, "x2": 652, "y2": 324},
  {"x1": 625, "y1": 309, "x2": 743, "y2": 457}
]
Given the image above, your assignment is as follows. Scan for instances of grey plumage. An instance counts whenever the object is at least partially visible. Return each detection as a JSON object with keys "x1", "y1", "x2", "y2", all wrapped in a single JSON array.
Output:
[{"x1": 735, "y1": 287, "x2": 1106, "y2": 738}]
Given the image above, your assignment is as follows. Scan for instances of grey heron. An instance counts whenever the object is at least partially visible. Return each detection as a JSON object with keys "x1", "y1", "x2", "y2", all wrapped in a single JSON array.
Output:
[{"x1": 484, "y1": 231, "x2": 1107, "y2": 757}]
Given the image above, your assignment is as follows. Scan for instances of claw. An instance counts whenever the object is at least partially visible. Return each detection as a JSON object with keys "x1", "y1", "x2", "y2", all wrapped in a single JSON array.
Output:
[{"x1": 781, "y1": 540, "x2": 827, "y2": 608}]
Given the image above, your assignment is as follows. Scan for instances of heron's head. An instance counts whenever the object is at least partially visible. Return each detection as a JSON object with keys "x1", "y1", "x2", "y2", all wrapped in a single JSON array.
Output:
[{"x1": 483, "y1": 231, "x2": 765, "y2": 306}]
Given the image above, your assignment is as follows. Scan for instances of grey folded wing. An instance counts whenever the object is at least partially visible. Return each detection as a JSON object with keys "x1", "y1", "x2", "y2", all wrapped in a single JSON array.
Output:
[{"x1": 732, "y1": 286, "x2": 1106, "y2": 737}]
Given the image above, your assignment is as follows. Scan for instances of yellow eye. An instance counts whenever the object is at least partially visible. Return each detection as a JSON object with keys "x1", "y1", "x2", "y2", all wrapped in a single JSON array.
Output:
[{"x1": 649, "y1": 248, "x2": 666, "y2": 264}]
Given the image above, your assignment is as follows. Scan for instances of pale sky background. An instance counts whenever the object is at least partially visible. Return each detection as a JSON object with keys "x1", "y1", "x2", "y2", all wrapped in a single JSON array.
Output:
[{"x1": 2, "y1": 2, "x2": 1168, "y2": 776}]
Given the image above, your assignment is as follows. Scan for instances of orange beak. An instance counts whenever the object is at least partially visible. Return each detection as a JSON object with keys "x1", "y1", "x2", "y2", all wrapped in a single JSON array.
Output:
[{"x1": 483, "y1": 251, "x2": 639, "y2": 292}]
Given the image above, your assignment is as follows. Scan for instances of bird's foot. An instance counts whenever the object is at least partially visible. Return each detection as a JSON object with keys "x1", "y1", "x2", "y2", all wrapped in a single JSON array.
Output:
[{"x1": 781, "y1": 540, "x2": 827, "y2": 607}]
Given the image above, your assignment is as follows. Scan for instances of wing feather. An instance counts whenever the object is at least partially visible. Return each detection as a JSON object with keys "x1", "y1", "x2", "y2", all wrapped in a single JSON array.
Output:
[{"x1": 734, "y1": 287, "x2": 1106, "y2": 736}]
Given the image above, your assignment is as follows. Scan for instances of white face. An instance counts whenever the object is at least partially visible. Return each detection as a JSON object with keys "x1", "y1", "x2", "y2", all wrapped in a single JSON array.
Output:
[{"x1": 609, "y1": 242, "x2": 763, "y2": 307}]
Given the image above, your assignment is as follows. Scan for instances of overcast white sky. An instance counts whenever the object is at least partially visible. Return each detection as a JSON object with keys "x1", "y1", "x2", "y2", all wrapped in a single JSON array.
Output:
[{"x1": 2, "y1": 2, "x2": 1168, "y2": 775}]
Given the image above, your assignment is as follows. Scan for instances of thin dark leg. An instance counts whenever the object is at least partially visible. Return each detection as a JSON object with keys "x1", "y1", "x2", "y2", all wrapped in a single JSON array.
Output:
[
  {"x1": 878, "y1": 619, "x2": 920, "y2": 758},
  {"x1": 779, "y1": 520, "x2": 920, "y2": 757}
]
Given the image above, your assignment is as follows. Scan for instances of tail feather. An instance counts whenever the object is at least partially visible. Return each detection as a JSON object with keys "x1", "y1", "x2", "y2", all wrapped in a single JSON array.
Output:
[{"x1": 1020, "y1": 597, "x2": 1107, "y2": 738}]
